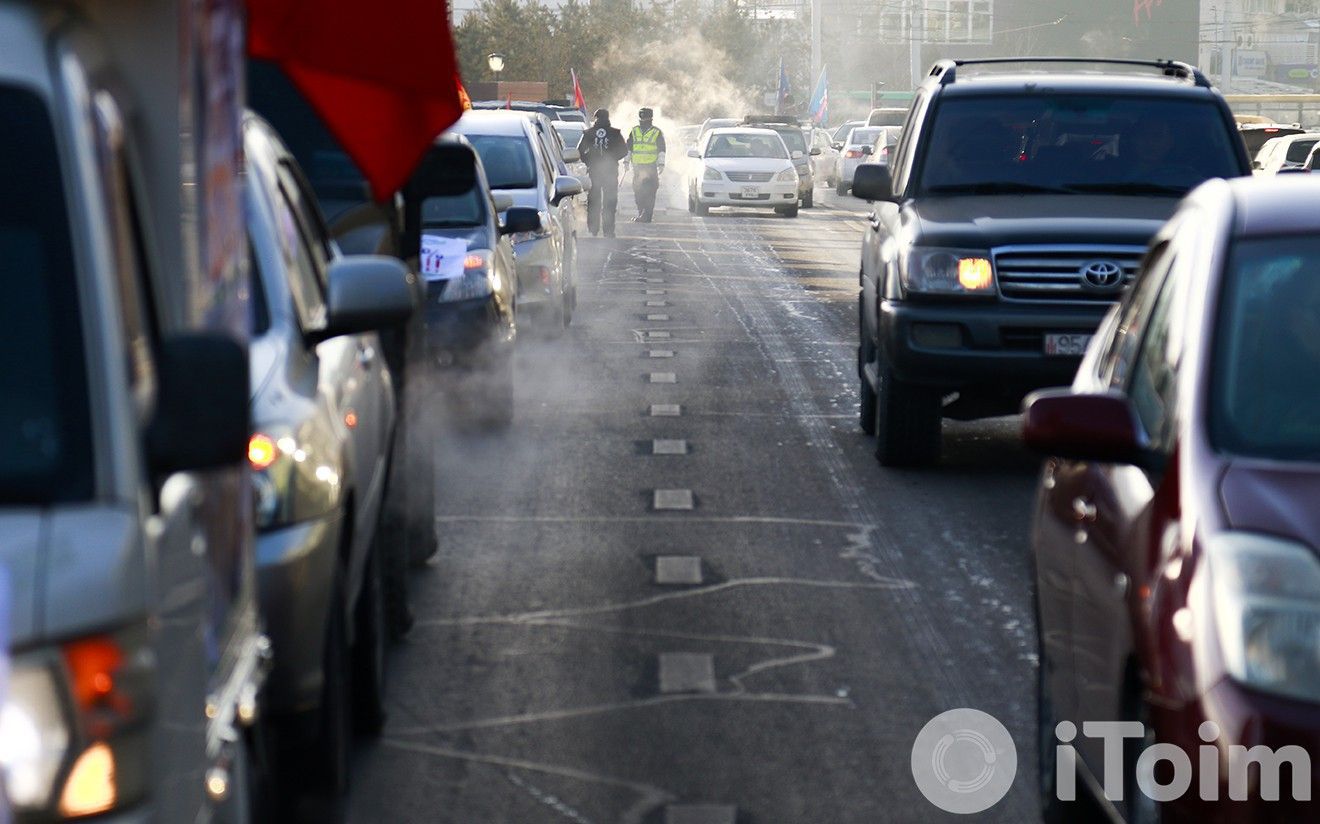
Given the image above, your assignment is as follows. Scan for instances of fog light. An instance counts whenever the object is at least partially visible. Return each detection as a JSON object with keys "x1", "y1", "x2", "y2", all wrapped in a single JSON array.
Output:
[
  {"x1": 59, "y1": 743, "x2": 116, "y2": 818},
  {"x1": 911, "y1": 323, "x2": 963, "y2": 349}
]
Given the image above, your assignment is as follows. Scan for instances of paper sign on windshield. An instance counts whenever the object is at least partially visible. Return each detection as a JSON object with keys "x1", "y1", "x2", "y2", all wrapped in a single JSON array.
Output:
[{"x1": 420, "y1": 234, "x2": 468, "y2": 280}]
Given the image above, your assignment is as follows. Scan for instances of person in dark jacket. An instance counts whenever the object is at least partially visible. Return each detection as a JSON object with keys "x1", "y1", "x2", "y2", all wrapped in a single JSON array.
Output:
[{"x1": 577, "y1": 108, "x2": 628, "y2": 237}]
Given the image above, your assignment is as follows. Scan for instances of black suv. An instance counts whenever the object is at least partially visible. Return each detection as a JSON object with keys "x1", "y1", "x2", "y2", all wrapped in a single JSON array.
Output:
[{"x1": 852, "y1": 58, "x2": 1249, "y2": 465}]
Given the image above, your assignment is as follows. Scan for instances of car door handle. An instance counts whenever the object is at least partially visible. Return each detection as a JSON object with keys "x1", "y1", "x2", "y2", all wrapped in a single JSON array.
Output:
[{"x1": 1072, "y1": 496, "x2": 1098, "y2": 523}]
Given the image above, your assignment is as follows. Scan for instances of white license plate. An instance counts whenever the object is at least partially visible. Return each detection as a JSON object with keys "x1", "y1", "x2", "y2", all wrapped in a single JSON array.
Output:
[
  {"x1": 1044, "y1": 333, "x2": 1092, "y2": 356},
  {"x1": 741, "y1": 185, "x2": 760, "y2": 197}
]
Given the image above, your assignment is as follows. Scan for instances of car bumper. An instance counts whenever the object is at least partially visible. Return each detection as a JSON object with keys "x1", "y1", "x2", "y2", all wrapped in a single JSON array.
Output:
[
  {"x1": 698, "y1": 179, "x2": 798, "y2": 208},
  {"x1": 879, "y1": 298, "x2": 1110, "y2": 394},
  {"x1": 512, "y1": 237, "x2": 558, "y2": 306},
  {"x1": 256, "y1": 514, "x2": 341, "y2": 715},
  {"x1": 840, "y1": 159, "x2": 864, "y2": 184},
  {"x1": 1150, "y1": 678, "x2": 1320, "y2": 822}
]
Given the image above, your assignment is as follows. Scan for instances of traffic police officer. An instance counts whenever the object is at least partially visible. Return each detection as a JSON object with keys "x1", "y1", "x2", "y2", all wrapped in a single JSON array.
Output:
[{"x1": 627, "y1": 107, "x2": 666, "y2": 223}]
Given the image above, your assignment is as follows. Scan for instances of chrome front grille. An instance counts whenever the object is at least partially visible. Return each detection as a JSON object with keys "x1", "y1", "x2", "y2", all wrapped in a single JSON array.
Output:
[
  {"x1": 993, "y1": 245, "x2": 1145, "y2": 303},
  {"x1": 726, "y1": 172, "x2": 774, "y2": 183}
]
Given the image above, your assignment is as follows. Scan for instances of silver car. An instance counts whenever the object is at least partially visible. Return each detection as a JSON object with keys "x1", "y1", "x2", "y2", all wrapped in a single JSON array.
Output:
[
  {"x1": 835, "y1": 126, "x2": 894, "y2": 194},
  {"x1": 244, "y1": 114, "x2": 417, "y2": 811},
  {"x1": 450, "y1": 111, "x2": 583, "y2": 332}
]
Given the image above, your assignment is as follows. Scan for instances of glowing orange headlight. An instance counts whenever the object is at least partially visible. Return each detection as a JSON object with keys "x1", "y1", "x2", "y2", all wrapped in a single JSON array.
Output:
[
  {"x1": 248, "y1": 434, "x2": 278, "y2": 471},
  {"x1": 957, "y1": 257, "x2": 993, "y2": 291}
]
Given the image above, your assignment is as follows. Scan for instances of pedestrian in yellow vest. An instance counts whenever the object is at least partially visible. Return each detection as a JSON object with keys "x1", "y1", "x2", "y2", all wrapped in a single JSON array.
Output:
[{"x1": 626, "y1": 107, "x2": 666, "y2": 223}]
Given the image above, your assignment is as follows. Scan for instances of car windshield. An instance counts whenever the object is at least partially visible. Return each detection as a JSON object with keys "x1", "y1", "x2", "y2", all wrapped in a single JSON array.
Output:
[
  {"x1": 917, "y1": 95, "x2": 1241, "y2": 196},
  {"x1": 421, "y1": 189, "x2": 486, "y2": 226},
  {"x1": 554, "y1": 124, "x2": 585, "y2": 147},
  {"x1": 706, "y1": 133, "x2": 787, "y2": 159},
  {"x1": 848, "y1": 128, "x2": 883, "y2": 147},
  {"x1": 465, "y1": 133, "x2": 538, "y2": 190},
  {"x1": 1212, "y1": 237, "x2": 1320, "y2": 461},
  {"x1": 832, "y1": 121, "x2": 863, "y2": 142},
  {"x1": 773, "y1": 128, "x2": 806, "y2": 154},
  {"x1": 1285, "y1": 138, "x2": 1319, "y2": 163},
  {"x1": 0, "y1": 86, "x2": 94, "y2": 504}
]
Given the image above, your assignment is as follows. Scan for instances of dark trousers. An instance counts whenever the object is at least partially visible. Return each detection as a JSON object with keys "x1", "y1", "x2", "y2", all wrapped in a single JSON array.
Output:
[
  {"x1": 633, "y1": 165, "x2": 659, "y2": 219},
  {"x1": 587, "y1": 166, "x2": 619, "y2": 235}
]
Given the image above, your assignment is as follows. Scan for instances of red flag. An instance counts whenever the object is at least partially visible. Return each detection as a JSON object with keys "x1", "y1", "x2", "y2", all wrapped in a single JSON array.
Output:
[
  {"x1": 571, "y1": 69, "x2": 586, "y2": 118},
  {"x1": 248, "y1": 0, "x2": 462, "y2": 201}
]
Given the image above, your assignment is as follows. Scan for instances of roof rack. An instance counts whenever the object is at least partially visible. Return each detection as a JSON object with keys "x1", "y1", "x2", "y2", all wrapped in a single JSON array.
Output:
[{"x1": 928, "y1": 58, "x2": 1211, "y2": 89}]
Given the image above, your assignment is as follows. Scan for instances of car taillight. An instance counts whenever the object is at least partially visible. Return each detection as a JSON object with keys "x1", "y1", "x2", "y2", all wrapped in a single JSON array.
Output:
[{"x1": 844, "y1": 149, "x2": 862, "y2": 158}]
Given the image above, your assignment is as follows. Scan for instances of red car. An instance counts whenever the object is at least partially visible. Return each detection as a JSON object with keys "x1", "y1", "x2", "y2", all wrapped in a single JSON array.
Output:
[{"x1": 1024, "y1": 175, "x2": 1320, "y2": 823}]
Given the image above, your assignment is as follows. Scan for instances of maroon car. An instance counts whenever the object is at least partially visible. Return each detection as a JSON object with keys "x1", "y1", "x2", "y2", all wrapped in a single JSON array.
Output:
[{"x1": 1024, "y1": 175, "x2": 1320, "y2": 823}]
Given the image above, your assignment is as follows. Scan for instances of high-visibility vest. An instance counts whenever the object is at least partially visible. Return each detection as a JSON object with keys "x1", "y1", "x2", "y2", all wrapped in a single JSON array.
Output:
[{"x1": 630, "y1": 126, "x2": 660, "y2": 165}]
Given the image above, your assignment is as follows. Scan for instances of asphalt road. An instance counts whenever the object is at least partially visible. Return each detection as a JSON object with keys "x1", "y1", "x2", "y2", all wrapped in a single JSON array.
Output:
[{"x1": 349, "y1": 183, "x2": 1049, "y2": 823}]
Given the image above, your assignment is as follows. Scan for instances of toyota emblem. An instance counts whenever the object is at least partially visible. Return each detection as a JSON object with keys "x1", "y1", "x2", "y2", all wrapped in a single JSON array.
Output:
[{"x1": 1079, "y1": 260, "x2": 1124, "y2": 291}]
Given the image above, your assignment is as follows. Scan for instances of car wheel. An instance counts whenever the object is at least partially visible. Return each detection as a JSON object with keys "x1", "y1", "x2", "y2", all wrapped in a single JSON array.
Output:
[
  {"x1": 802, "y1": 190, "x2": 814, "y2": 208},
  {"x1": 294, "y1": 574, "x2": 351, "y2": 823},
  {"x1": 836, "y1": 181, "x2": 848, "y2": 196},
  {"x1": 352, "y1": 546, "x2": 388, "y2": 736},
  {"x1": 859, "y1": 372, "x2": 877, "y2": 436},
  {"x1": 687, "y1": 188, "x2": 697, "y2": 214},
  {"x1": 696, "y1": 201, "x2": 710, "y2": 216},
  {"x1": 873, "y1": 364, "x2": 941, "y2": 467},
  {"x1": 782, "y1": 205, "x2": 799, "y2": 218},
  {"x1": 1037, "y1": 598, "x2": 1083, "y2": 824}
]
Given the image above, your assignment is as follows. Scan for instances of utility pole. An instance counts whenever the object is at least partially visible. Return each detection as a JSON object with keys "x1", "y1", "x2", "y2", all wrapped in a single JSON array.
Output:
[
  {"x1": 909, "y1": 0, "x2": 924, "y2": 88},
  {"x1": 1219, "y1": 6, "x2": 1231, "y2": 92},
  {"x1": 810, "y1": 0, "x2": 822, "y2": 89}
]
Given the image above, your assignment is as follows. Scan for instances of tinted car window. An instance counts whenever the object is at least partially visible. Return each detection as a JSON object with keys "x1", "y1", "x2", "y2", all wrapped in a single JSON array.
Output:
[
  {"x1": 0, "y1": 87, "x2": 94, "y2": 503},
  {"x1": 1211, "y1": 237, "x2": 1320, "y2": 460},
  {"x1": 421, "y1": 189, "x2": 486, "y2": 226},
  {"x1": 466, "y1": 134, "x2": 538, "y2": 189},
  {"x1": 848, "y1": 128, "x2": 883, "y2": 146},
  {"x1": 1285, "y1": 138, "x2": 1319, "y2": 163},
  {"x1": 917, "y1": 95, "x2": 1241, "y2": 195},
  {"x1": 1241, "y1": 126, "x2": 1304, "y2": 156},
  {"x1": 774, "y1": 128, "x2": 806, "y2": 153}
]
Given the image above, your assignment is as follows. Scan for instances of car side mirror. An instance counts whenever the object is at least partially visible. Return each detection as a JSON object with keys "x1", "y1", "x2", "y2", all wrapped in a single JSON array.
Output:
[
  {"x1": 493, "y1": 194, "x2": 515, "y2": 212},
  {"x1": 501, "y1": 206, "x2": 542, "y2": 236},
  {"x1": 552, "y1": 174, "x2": 583, "y2": 205},
  {"x1": 1252, "y1": 160, "x2": 1263, "y2": 169},
  {"x1": 1021, "y1": 389, "x2": 1162, "y2": 470},
  {"x1": 809, "y1": 147, "x2": 822, "y2": 156},
  {"x1": 562, "y1": 147, "x2": 582, "y2": 164},
  {"x1": 851, "y1": 163, "x2": 895, "y2": 202},
  {"x1": 860, "y1": 145, "x2": 874, "y2": 156},
  {"x1": 147, "y1": 332, "x2": 248, "y2": 473},
  {"x1": 791, "y1": 150, "x2": 804, "y2": 160},
  {"x1": 831, "y1": 142, "x2": 842, "y2": 151},
  {"x1": 687, "y1": 148, "x2": 700, "y2": 158},
  {"x1": 317, "y1": 256, "x2": 418, "y2": 341}
]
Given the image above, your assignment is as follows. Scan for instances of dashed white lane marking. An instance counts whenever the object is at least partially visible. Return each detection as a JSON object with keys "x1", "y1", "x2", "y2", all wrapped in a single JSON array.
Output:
[
  {"x1": 648, "y1": 350, "x2": 675, "y2": 358},
  {"x1": 655, "y1": 556, "x2": 703, "y2": 585},
  {"x1": 649, "y1": 372, "x2": 677, "y2": 384},
  {"x1": 665, "y1": 805, "x2": 737, "y2": 824},
  {"x1": 646, "y1": 289, "x2": 666, "y2": 295},
  {"x1": 653, "y1": 489, "x2": 694, "y2": 510},
  {"x1": 652, "y1": 439, "x2": 688, "y2": 455},
  {"x1": 650, "y1": 404, "x2": 682, "y2": 417},
  {"x1": 645, "y1": 278, "x2": 665, "y2": 283},
  {"x1": 647, "y1": 330, "x2": 671, "y2": 339},
  {"x1": 646, "y1": 300, "x2": 668, "y2": 307},
  {"x1": 646, "y1": 313, "x2": 671, "y2": 321},
  {"x1": 658, "y1": 653, "x2": 716, "y2": 694}
]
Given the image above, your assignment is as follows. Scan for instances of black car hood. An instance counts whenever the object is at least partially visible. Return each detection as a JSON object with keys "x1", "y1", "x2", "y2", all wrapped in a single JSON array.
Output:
[{"x1": 903, "y1": 194, "x2": 1177, "y2": 249}]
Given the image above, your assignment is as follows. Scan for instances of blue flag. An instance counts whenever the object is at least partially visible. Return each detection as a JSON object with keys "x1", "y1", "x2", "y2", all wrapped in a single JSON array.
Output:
[
  {"x1": 808, "y1": 66, "x2": 828, "y2": 125},
  {"x1": 776, "y1": 58, "x2": 790, "y2": 115}
]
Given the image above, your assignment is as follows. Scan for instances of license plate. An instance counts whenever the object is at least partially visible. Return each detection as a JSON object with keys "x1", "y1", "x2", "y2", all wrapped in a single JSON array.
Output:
[
  {"x1": 1044, "y1": 333, "x2": 1092, "y2": 356},
  {"x1": 741, "y1": 185, "x2": 760, "y2": 197}
]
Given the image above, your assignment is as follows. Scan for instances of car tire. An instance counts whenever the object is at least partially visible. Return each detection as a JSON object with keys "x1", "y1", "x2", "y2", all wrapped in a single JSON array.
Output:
[
  {"x1": 782, "y1": 205, "x2": 799, "y2": 218},
  {"x1": 352, "y1": 546, "x2": 388, "y2": 736},
  {"x1": 687, "y1": 188, "x2": 697, "y2": 214},
  {"x1": 802, "y1": 190, "x2": 814, "y2": 208},
  {"x1": 859, "y1": 372, "x2": 877, "y2": 436},
  {"x1": 696, "y1": 201, "x2": 710, "y2": 216},
  {"x1": 873, "y1": 364, "x2": 941, "y2": 467},
  {"x1": 836, "y1": 181, "x2": 848, "y2": 196},
  {"x1": 1037, "y1": 595, "x2": 1083, "y2": 824},
  {"x1": 294, "y1": 574, "x2": 351, "y2": 823}
]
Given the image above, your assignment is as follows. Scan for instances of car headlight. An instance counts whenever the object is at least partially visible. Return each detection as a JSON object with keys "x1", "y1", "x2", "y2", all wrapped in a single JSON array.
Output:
[
  {"x1": 249, "y1": 425, "x2": 339, "y2": 530},
  {"x1": 899, "y1": 248, "x2": 995, "y2": 296},
  {"x1": 1, "y1": 627, "x2": 154, "y2": 817},
  {"x1": 1209, "y1": 532, "x2": 1320, "y2": 703},
  {"x1": 507, "y1": 210, "x2": 553, "y2": 246},
  {"x1": 702, "y1": 167, "x2": 723, "y2": 181},
  {"x1": 437, "y1": 250, "x2": 497, "y2": 302},
  {"x1": 776, "y1": 168, "x2": 797, "y2": 182}
]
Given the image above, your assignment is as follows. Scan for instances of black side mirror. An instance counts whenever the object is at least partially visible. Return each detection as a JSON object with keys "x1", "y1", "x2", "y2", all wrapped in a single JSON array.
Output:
[
  {"x1": 809, "y1": 147, "x2": 822, "y2": 156},
  {"x1": 147, "y1": 333, "x2": 249, "y2": 473},
  {"x1": 852, "y1": 163, "x2": 895, "y2": 202},
  {"x1": 831, "y1": 142, "x2": 842, "y2": 150},
  {"x1": 860, "y1": 145, "x2": 874, "y2": 156},
  {"x1": 317, "y1": 256, "x2": 419, "y2": 340},
  {"x1": 501, "y1": 206, "x2": 542, "y2": 236}
]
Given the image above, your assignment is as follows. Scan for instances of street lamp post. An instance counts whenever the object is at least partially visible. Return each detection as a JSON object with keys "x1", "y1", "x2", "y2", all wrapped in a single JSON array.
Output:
[{"x1": 487, "y1": 52, "x2": 505, "y2": 90}]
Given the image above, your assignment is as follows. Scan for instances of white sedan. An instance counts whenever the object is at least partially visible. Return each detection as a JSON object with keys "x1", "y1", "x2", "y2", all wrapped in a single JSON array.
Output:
[{"x1": 686, "y1": 127, "x2": 800, "y2": 217}]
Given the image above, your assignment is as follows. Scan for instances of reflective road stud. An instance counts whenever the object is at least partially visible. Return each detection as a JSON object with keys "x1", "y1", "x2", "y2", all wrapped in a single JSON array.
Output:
[
  {"x1": 650, "y1": 404, "x2": 681, "y2": 416},
  {"x1": 658, "y1": 653, "x2": 716, "y2": 693},
  {"x1": 655, "y1": 556, "x2": 703, "y2": 585},
  {"x1": 653, "y1": 489, "x2": 694, "y2": 509}
]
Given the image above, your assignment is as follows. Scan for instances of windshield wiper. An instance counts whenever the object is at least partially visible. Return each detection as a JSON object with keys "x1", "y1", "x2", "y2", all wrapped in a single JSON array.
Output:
[
  {"x1": 1063, "y1": 182, "x2": 1188, "y2": 196},
  {"x1": 924, "y1": 181, "x2": 1077, "y2": 195}
]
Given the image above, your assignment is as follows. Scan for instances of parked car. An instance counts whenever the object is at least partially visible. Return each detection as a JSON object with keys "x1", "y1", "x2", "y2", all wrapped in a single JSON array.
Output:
[
  {"x1": 1252, "y1": 132, "x2": 1320, "y2": 175},
  {"x1": 1238, "y1": 122, "x2": 1304, "y2": 158},
  {"x1": 741, "y1": 115, "x2": 818, "y2": 207},
  {"x1": 1024, "y1": 174, "x2": 1320, "y2": 824},
  {"x1": 404, "y1": 136, "x2": 536, "y2": 427},
  {"x1": 866, "y1": 106, "x2": 909, "y2": 128},
  {"x1": 810, "y1": 126, "x2": 838, "y2": 186},
  {"x1": 0, "y1": 6, "x2": 262, "y2": 822},
  {"x1": 687, "y1": 127, "x2": 799, "y2": 217},
  {"x1": 244, "y1": 113, "x2": 417, "y2": 817},
  {"x1": 852, "y1": 57, "x2": 1249, "y2": 466},
  {"x1": 699, "y1": 116, "x2": 739, "y2": 139},
  {"x1": 835, "y1": 126, "x2": 889, "y2": 194},
  {"x1": 553, "y1": 120, "x2": 591, "y2": 188},
  {"x1": 831, "y1": 119, "x2": 866, "y2": 145},
  {"x1": 449, "y1": 111, "x2": 583, "y2": 331},
  {"x1": 520, "y1": 111, "x2": 583, "y2": 317}
]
